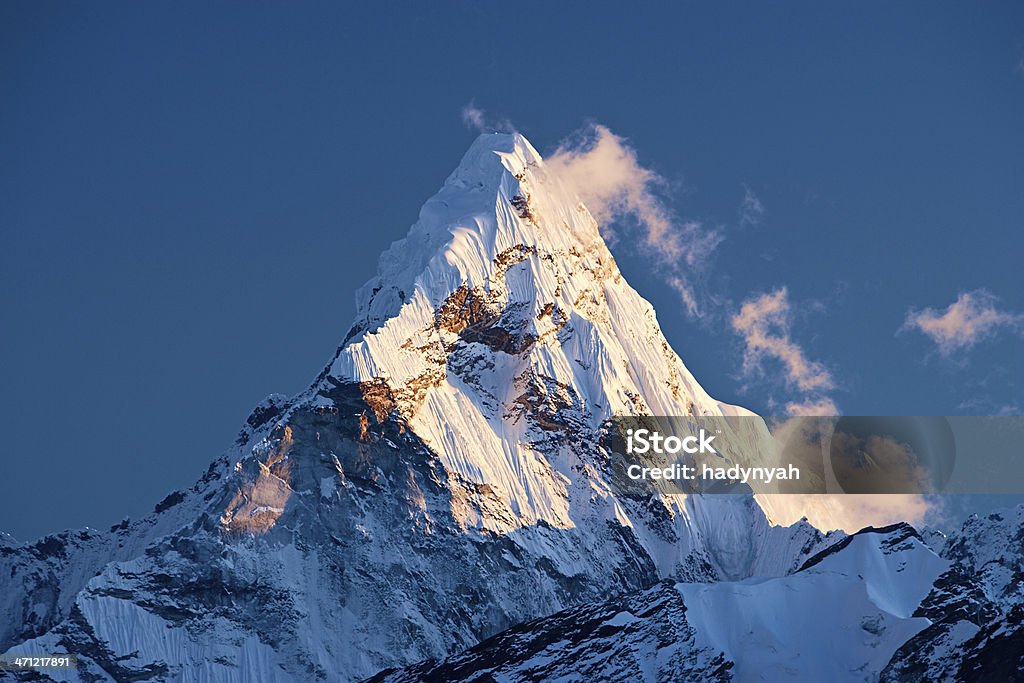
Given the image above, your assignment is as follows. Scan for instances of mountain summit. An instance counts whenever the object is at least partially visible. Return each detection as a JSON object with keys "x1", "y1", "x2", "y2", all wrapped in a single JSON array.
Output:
[
  {"x1": 5, "y1": 133, "x2": 1018, "y2": 682},
  {"x1": 315, "y1": 131, "x2": 755, "y2": 534}
]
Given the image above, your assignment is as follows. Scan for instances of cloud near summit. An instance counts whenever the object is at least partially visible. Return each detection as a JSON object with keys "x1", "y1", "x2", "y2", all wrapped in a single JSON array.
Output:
[
  {"x1": 546, "y1": 124, "x2": 721, "y2": 316},
  {"x1": 458, "y1": 107, "x2": 720, "y2": 317},
  {"x1": 461, "y1": 102, "x2": 514, "y2": 134}
]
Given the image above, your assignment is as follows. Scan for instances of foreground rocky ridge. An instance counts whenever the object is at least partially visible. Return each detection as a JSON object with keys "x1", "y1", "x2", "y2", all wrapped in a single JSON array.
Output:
[{"x1": 370, "y1": 515, "x2": 1024, "y2": 682}]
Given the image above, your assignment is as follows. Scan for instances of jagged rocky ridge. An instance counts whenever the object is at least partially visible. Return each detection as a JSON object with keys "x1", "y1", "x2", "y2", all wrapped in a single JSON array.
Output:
[
  {"x1": 1, "y1": 133, "x2": 1017, "y2": 682},
  {"x1": 369, "y1": 523, "x2": 945, "y2": 682},
  {"x1": 372, "y1": 511, "x2": 1024, "y2": 682},
  {"x1": 880, "y1": 506, "x2": 1024, "y2": 681}
]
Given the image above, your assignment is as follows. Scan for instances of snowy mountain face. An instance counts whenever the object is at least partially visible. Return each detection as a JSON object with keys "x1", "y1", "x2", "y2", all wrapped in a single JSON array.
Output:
[{"x1": 1, "y1": 133, "x2": 1018, "y2": 682}]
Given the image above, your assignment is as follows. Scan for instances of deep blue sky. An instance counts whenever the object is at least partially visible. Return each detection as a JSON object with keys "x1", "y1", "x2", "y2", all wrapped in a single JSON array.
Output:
[{"x1": 2, "y1": 3, "x2": 1022, "y2": 540}]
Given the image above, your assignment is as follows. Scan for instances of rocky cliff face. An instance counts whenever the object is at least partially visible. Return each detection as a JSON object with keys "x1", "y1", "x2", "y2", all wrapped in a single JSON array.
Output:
[{"x1": 880, "y1": 506, "x2": 1024, "y2": 681}]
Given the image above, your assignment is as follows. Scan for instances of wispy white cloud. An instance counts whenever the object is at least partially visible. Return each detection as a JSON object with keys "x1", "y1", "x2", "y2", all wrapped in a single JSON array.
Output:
[
  {"x1": 546, "y1": 124, "x2": 722, "y2": 317},
  {"x1": 955, "y1": 397, "x2": 1021, "y2": 416},
  {"x1": 732, "y1": 288, "x2": 834, "y2": 393},
  {"x1": 666, "y1": 276, "x2": 701, "y2": 318},
  {"x1": 461, "y1": 102, "x2": 486, "y2": 131},
  {"x1": 784, "y1": 397, "x2": 839, "y2": 417},
  {"x1": 902, "y1": 289, "x2": 1023, "y2": 357},
  {"x1": 738, "y1": 184, "x2": 765, "y2": 227},
  {"x1": 460, "y1": 101, "x2": 514, "y2": 133}
]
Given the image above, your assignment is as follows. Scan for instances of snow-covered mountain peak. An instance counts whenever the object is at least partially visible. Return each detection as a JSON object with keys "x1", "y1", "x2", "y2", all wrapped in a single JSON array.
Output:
[
  {"x1": 320, "y1": 128, "x2": 737, "y2": 430},
  {"x1": 445, "y1": 132, "x2": 544, "y2": 186},
  {"x1": 341, "y1": 132, "x2": 603, "y2": 342},
  {"x1": 337, "y1": 134, "x2": 598, "y2": 342},
  {"x1": 310, "y1": 131, "x2": 748, "y2": 535}
]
